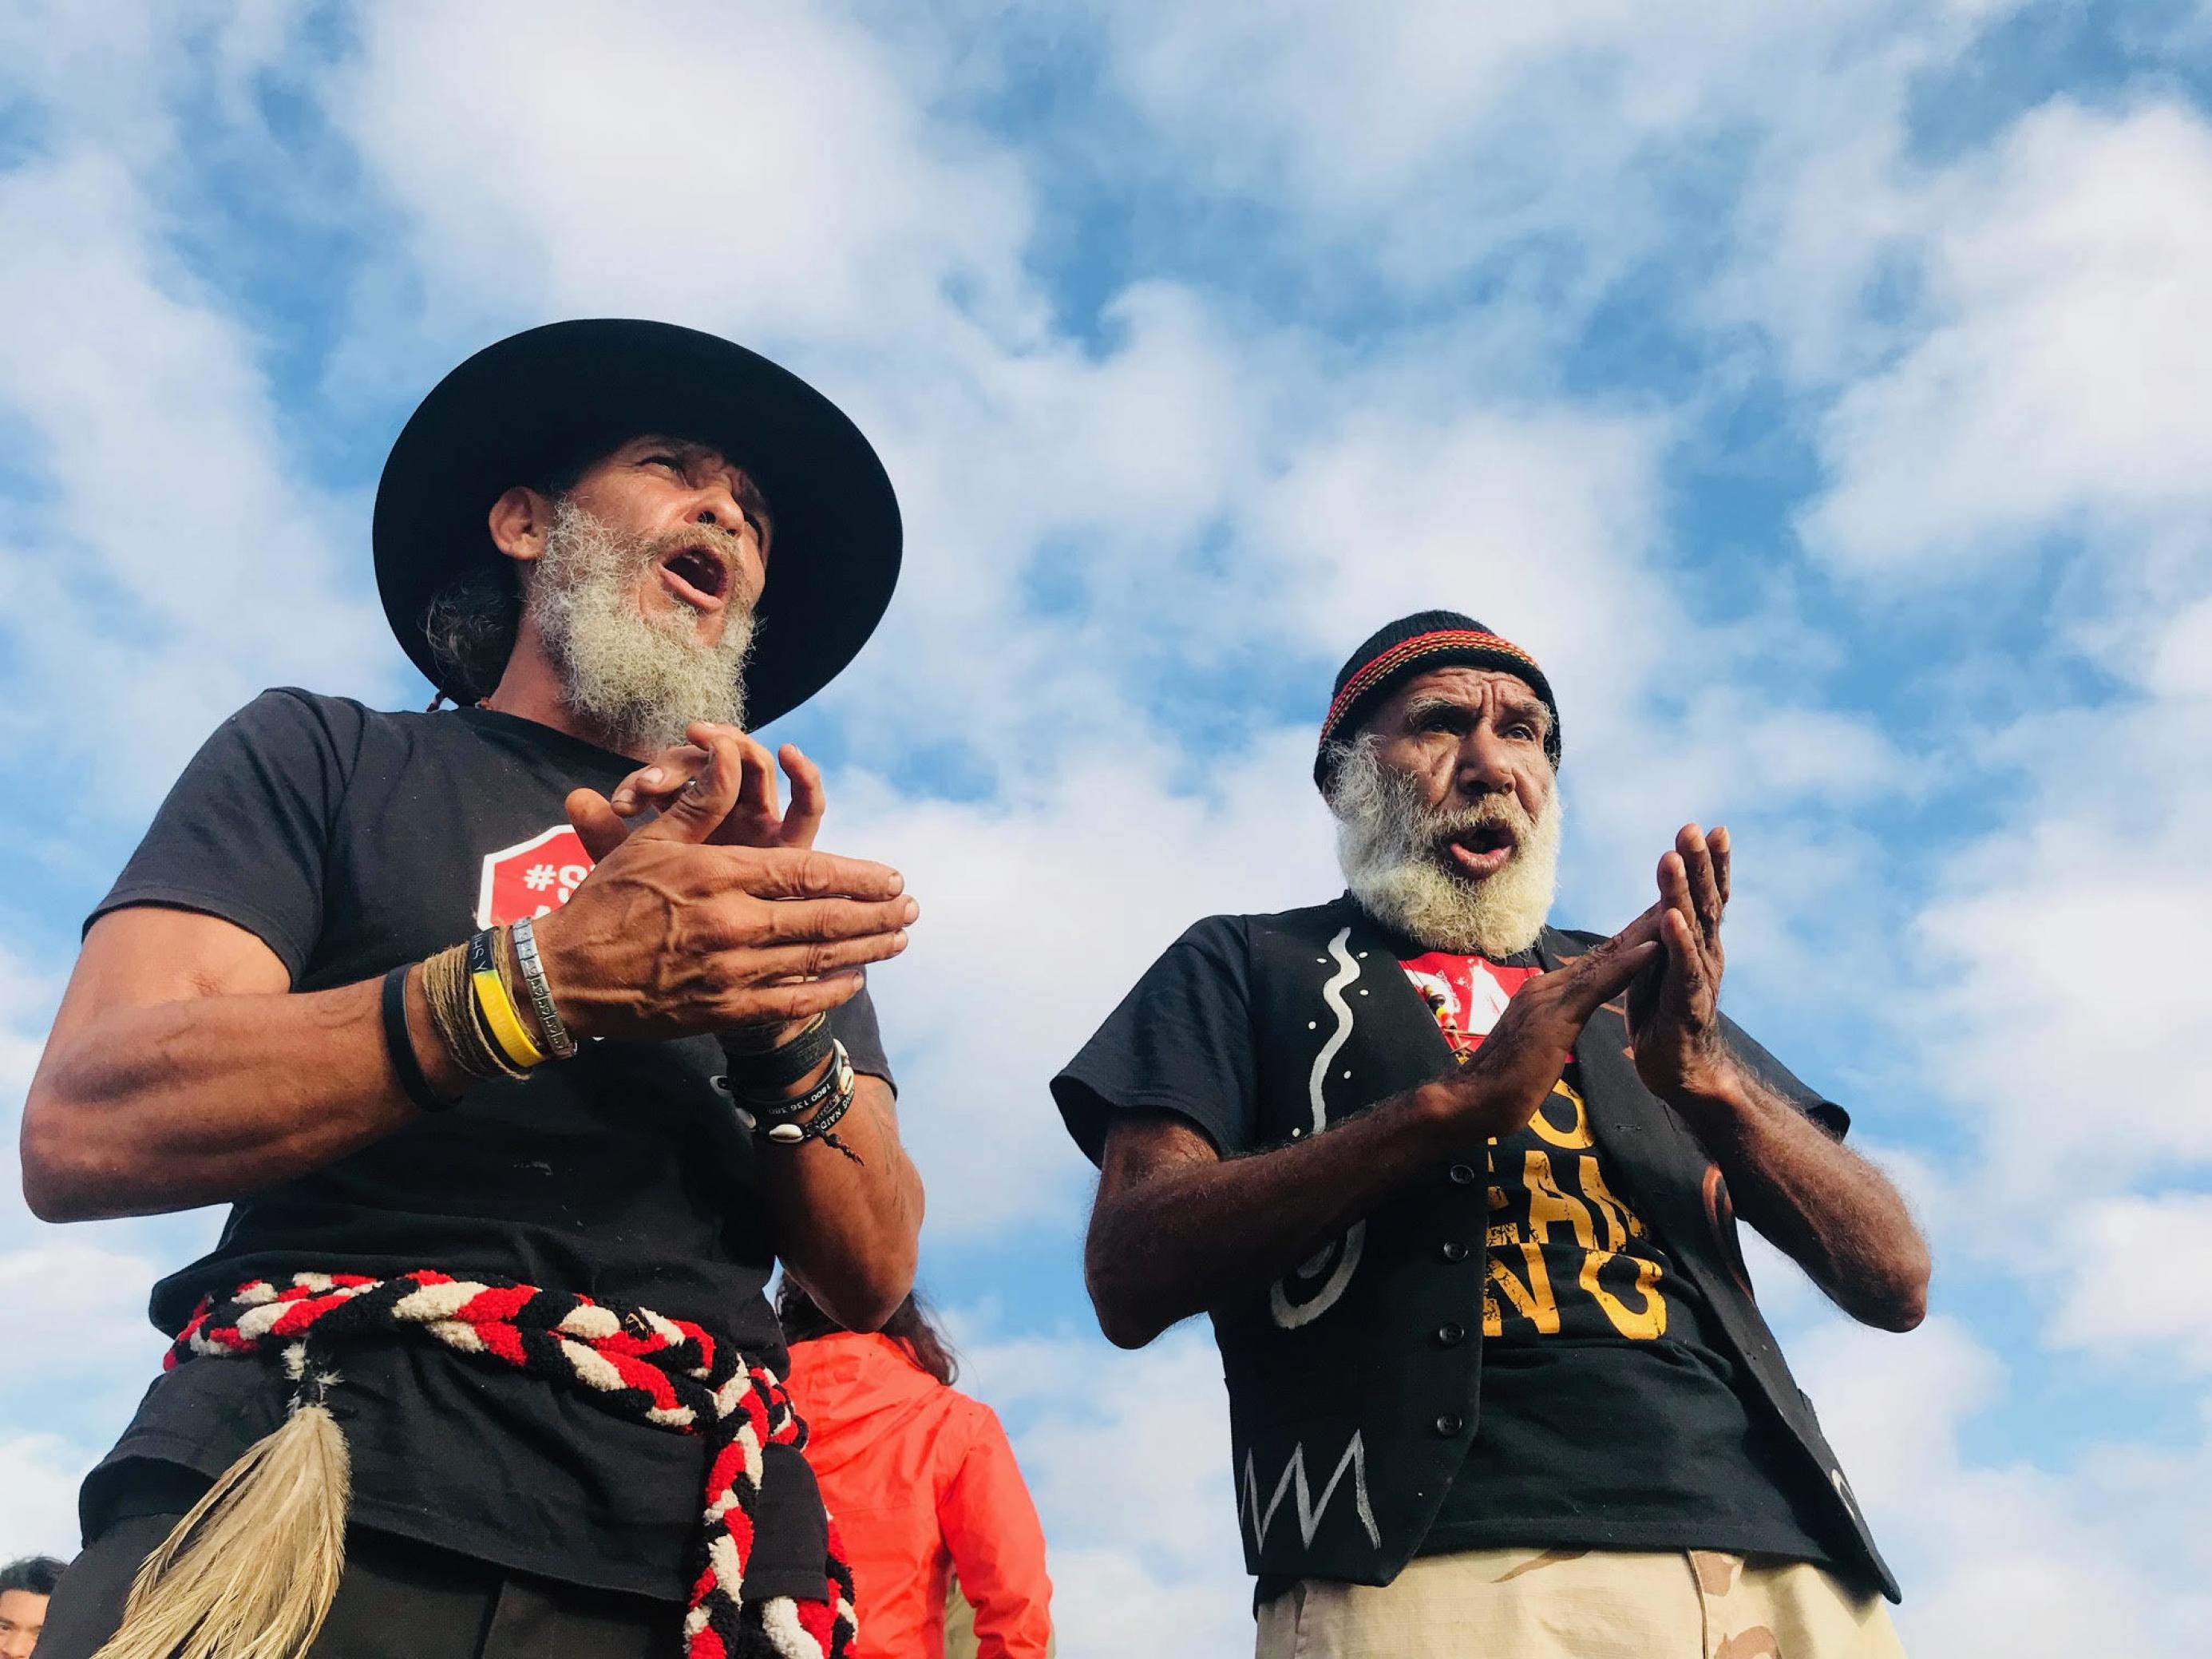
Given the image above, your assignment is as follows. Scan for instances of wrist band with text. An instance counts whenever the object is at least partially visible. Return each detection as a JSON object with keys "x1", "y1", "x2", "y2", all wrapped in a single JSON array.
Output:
[{"x1": 468, "y1": 928, "x2": 545, "y2": 1070}]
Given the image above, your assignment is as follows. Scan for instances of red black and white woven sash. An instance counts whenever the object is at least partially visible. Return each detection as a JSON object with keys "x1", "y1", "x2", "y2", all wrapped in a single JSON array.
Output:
[{"x1": 168, "y1": 1272, "x2": 857, "y2": 1659}]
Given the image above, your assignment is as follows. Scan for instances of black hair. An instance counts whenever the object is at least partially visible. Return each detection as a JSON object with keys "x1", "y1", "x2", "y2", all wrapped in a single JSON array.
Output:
[
  {"x1": 776, "y1": 1281, "x2": 961, "y2": 1388},
  {"x1": 0, "y1": 1555, "x2": 66, "y2": 1597}
]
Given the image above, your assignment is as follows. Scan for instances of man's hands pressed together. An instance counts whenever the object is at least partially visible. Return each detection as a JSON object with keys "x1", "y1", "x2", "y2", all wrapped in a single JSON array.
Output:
[
  {"x1": 520, "y1": 723, "x2": 918, "y2": 1050},
  {"x1": 1615, "y1": 821, "x2": 1932, "y2": 1332},
  {"x1": 1627, "y1": 822, "x2": 1738, "y2": 1105}
]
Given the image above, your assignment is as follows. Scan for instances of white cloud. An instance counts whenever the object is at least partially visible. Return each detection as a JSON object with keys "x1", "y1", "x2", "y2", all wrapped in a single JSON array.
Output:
[
  {"x1": 0, "y1": 152, "x2": 395, "y2": 814},
  {"x1": 1801, "y1": 101, "x2": 2212, "y2": 575},
  {"x1": 0, "y1": 1243, "x2": 164, "y2": 1388},
  {"x1": 330, "y1": 0, "x2": 1039, "y2": 354},
  {"x1": 2049, "y1": 1194, "x2": 2212, "y2": 1370},
  {"x1": 955, "y1": 1319, "x2": 1248, "y2": 1659},
  {"x1": 1795, "y1": 1316, "x2": 2212, "y2": 1656},
  {"x1": 0, "y1": 1432, "x2": 85, "y2": 1562}
]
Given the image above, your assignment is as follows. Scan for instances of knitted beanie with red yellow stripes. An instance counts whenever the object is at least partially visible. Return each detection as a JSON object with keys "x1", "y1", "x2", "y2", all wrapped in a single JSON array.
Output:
[{"x1": 1314, "y1": 608, "x2": 1560, "y2": 789}]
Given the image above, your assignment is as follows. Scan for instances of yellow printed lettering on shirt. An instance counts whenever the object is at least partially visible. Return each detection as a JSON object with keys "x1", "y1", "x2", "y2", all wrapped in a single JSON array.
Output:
[
  {"x1": 1488, "y1": 1244, "x2": 1561, "y2": 1334},
  {"x1": 1577, "y1": 1155, "x2": 1642, "y2": 1249},
  {"x1": 1528, "y1": 1078, "x2": 1595, "y2": 1149},
  {"x1": 1522, "y1": 1150, "x2": 1597, "y2": 1249},
  {"x1": 1581, "y1": 1249, "x2": 1668, "y2": 1340}
]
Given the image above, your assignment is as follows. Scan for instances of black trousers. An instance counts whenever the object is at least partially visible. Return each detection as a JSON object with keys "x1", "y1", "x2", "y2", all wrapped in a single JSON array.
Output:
[{"x1": 39, "y1": 1513, "x2": 683, "y2": 1659}]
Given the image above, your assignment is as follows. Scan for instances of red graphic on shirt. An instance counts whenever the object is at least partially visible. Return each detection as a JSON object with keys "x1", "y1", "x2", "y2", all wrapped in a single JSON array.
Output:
[
  {"x1": 1399, "y1": 949, "x2": 1541, "y2": 1062},
  {"x1": 476, "y1": 826, "x2": 595, "y2": 928}
]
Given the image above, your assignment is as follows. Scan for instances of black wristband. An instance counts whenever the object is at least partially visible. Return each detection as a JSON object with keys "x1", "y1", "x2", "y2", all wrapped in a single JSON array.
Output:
[
  {"x1": 720, "y1": 1015, "x2": 834, "y2": 1097},
  {"x1": 382, "y1": 964, "x2": 459, "y2": 1114}
]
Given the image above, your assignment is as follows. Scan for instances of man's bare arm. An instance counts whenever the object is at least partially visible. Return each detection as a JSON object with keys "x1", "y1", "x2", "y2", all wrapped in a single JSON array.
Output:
[
  {"x1": 22, "y1": 744, "x2": 914, "y2": 1223},
  {"x1": 1085, "y1": 922, "x2": 1663, "y2": 1348},
  {"x1": 1087, "y1": 1094, "x2": 1458, "y2": 1349},
  {"x1": 1672, "y1": 1068, "x2": 1929, "y2": 1331},
  {"x1": 758, "y1": 1075, "x2": 924, "y2": 1332},
  {"x1": 22, "y1": 906, "x2": 436, "y2": 1220},
  {"x1": 1628, "y1": 822, "x2": 1929, "y2": 1332}
]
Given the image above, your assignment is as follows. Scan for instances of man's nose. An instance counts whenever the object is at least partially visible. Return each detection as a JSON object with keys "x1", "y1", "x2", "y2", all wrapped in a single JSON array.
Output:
[
  {"x1": 1454, "y1": 730, "x2": 1518, "y2": 796},
  {"x1": 689, "y1": 480, "x2": 750, "y2": 538}
]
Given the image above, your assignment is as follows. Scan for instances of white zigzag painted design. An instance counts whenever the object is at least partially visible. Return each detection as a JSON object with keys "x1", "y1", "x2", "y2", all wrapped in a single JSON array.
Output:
[
  {"x1": 1240, "y1": 1431, "x2": 1383, "y2": 1553},
  {"x1": 1270, "y1": 926, "x2": 1367, "y2": 1328}
]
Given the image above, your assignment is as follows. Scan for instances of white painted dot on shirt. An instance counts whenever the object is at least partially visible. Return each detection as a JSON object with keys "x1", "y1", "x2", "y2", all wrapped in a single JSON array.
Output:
[
  {"x1": 1342, "y1": 1070, "x2": 1352, "y2": 1079},
  {"x1": 1308, "y1": 1020, "x2": 1318, "y2": 1030},
  {"x1": 1359, "y1": 988, "x2": 1369, "y2": 996}
]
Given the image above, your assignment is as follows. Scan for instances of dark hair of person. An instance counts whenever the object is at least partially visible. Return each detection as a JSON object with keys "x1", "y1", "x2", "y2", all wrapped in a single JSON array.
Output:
[
  {"x1": 0, "y1": 1554, "x2": 67, "y2": 1597},
  {"x1": 776, "y1": 1280, "x2": 960, "y2": 1388},
  {"x1": 417, "y1": 426, "x2": 639, "y2": 703}
]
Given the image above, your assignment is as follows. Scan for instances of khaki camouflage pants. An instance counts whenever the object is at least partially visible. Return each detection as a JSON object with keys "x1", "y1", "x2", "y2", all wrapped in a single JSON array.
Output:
[{"x1": 1256, "y1": 1547, "x2": 1905, "y2": 1659}]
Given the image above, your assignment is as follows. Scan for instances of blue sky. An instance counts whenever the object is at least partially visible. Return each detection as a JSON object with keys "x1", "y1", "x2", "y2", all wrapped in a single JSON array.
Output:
[{"x1": 5, "y1": 2, "x2": 2211, "y2": 1652}]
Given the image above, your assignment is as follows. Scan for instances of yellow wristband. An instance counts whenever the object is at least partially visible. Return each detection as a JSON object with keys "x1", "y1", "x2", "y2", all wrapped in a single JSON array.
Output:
[{"x1": 467, "y1": 930, "x2": 546, "y2": 1070}]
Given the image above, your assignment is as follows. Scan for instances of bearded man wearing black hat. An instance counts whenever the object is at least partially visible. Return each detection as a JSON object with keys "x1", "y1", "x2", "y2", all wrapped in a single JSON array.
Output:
[
  {"x1": 23, "y1": 322, "x2": 924, "y2": 1659},
  {"x1": 1055, "y1": 612, "x2": 1929, "y2": 1657}
]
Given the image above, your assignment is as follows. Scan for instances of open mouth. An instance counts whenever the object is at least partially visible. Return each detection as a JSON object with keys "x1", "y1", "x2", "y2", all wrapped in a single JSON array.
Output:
[
  {"x1": 659, "y1": 545, "x2": 730, "y2": 610},
  {"x1": 1446, "y1": 822, "x2": 1518, "y2": 877}
]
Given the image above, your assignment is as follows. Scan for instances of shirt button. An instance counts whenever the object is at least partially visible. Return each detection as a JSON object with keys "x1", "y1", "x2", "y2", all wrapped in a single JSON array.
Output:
[
  {"x1": 1435, "y1": 1323, "x2": 1466, "y2": 1347},
  {"x1": 1433, "y1": 1413, "x2": 1465, "y2": 1437},
  {"x1": 1448, "y1": 1163, "x2": 1478, "y2": 1186},
  {"x1": 1439, "y1": 1241, "x2": 1469, "y2": 1263}
]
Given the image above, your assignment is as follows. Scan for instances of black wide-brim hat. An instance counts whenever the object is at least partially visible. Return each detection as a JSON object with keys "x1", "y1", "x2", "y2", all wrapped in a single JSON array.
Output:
[{"x1": 373, "y1": 319, "x2": 901, "y2": 729}]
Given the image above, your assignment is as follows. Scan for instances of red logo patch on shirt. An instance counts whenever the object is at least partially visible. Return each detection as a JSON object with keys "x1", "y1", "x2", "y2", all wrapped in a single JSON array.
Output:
[
  {"x1": 1399, "y1": 949, "x2": 1541, "y2": 1060},
  {"x1": 476, "y1": 826, "x2": 595, "y2": 928}
]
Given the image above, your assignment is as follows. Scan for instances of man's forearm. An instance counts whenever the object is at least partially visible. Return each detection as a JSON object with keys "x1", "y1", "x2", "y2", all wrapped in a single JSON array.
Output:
[
  {"x1": 1086, "y1": 1087, "x2": 1460, "y2": 1348},
  {"x1": 1671, "y1": 1065, "x2": 1929, "y2": 1331},
  {"x1": 22, "y1": 976, "x2": 433, "y2": 1221},
  {"x1": 758, "y1": 1077, "x2": 922, "y2": 1331}
]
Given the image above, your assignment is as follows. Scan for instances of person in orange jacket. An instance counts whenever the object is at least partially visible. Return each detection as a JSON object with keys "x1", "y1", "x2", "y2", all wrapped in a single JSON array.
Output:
[{"x1": 781, "y1": 1282, "x2": 1055, "y2": 1659}]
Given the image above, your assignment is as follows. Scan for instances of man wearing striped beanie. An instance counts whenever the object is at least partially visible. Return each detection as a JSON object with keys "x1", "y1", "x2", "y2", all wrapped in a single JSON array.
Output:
[{"x1": 1055, "y1": 609, "x2": 1929, "y2": 1657}]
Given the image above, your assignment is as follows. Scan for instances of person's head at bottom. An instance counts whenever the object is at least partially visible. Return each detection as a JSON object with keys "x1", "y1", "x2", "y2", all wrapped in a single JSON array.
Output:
[
  {"x1": 777, "y1": 1279, "x2": 960, "y2": 1386},
  {"x1": 0, "y1": 1557, "x2": 65, "y2": 1658}
]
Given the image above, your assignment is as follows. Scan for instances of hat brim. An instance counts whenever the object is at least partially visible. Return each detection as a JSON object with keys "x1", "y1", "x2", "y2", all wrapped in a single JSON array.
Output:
[{"x1": 373, "y1": 319, "x2": 900, "y2": 730}]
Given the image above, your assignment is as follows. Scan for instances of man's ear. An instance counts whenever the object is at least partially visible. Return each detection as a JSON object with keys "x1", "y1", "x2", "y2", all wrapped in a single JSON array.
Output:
[{"x1": 489, "y1": 486, "x2": 554, "y2": 564}]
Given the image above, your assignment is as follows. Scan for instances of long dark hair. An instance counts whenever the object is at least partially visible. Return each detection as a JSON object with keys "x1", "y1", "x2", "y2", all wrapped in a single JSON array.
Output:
[{"x1": 776, "y1": 1280, "x2": 960, "y2": 1388}]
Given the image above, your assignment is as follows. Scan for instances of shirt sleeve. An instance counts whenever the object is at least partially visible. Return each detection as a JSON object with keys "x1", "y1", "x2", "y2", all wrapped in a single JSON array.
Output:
[
  {"x1": 940, "y1": 1400, "x2": 1054, "y2": 1659},
  {"x1": 826, "y1": 980, "x2": 895, "y2": 1093},
  {"x1": 1719, "y1": 1012, "x2": 1850, "y2": 1140},
  {"x1": 85, "y1": 689, "x2": 358, "y2": 983},
  {"x1": 1050, "y1": 916, "x2": 1259, "y2": 1165}
]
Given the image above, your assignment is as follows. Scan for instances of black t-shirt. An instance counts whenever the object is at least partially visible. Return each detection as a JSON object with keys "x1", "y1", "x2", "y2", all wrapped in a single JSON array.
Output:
[
  {"x1": 1393, "y1": 948, "x2": 1842, "y2": 1564},
  {"x1": 81, "y1": 690, "x2": 894, "y2": 1603},
  {"x1": 1054, "y1": 916, "x2": 1845, "y2": 1574}
]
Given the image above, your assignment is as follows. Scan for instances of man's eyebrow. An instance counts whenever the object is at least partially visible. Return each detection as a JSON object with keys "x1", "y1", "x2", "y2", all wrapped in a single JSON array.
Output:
[
  {"x1": 1494, "y1": 693, "x2": 1551, "y2": 731},
  {"x1": 1401, "y1": 689, "x2": 1549, "y2": 732},
  {"x1": 637, "y1": 438, "x2": 772, "y2": 525}
]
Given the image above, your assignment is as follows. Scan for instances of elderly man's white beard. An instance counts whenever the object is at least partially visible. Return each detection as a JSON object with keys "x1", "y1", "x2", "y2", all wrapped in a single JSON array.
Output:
[
  {"x1": 1327, "y1": 736, "x2": 1564, "y2": 957},
  {"x1": 526, "y1": 501, "x2": 755, "y2": 754}
]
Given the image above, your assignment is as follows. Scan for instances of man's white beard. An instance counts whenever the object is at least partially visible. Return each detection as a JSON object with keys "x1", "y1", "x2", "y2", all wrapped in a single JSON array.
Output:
[
  {"x1": 1327, "y1": 735, "x2": 1563, "y2": 957},
  {"x1": 527, "y1": 501, "x2": 754, "y2": 754}
]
